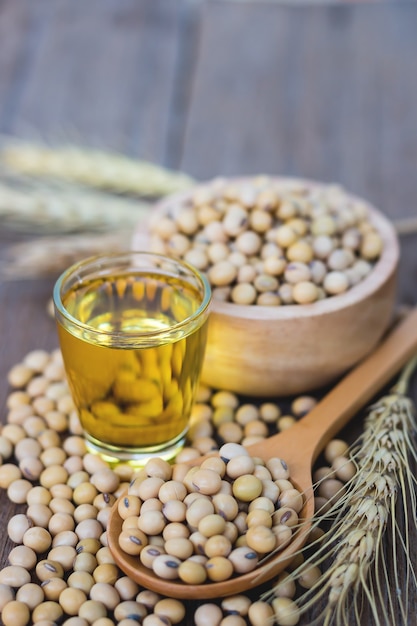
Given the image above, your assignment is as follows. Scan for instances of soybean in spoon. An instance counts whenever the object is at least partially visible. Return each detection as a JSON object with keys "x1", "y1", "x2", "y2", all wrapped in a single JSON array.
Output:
[{"x1": 107, "y1": 308, "x2": 417, "y2": 599}]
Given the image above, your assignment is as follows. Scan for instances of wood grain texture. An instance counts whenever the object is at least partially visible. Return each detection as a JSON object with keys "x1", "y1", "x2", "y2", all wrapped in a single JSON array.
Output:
[
  {"x1": 182, "y1": 2, "x2": 417, "y2": 220},
  {"x1": 0, "y1": 0, "x2": 182, "y2": 159},
  {"x1": 0, "y1": 1, "x2": 417, "y2": 624}
]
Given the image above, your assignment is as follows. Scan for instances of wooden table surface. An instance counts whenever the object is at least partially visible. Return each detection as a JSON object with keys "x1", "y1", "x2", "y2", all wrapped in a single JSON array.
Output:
[{"x1": 1, "y1": 1, "x2": 417, "y2": 624}]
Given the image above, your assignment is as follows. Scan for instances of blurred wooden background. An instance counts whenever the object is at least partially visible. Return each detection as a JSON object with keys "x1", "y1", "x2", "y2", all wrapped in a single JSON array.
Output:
[{"x1": 1, "y1": 1, "x2": 417, "y2": 624}]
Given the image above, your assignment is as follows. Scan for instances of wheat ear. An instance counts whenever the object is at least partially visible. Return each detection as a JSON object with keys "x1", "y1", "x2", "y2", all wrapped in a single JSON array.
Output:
[
  {"x1": 265, "y1": 355, "x2": 417, "y2": 626},
  {"x1": 0, "y1": 174, "x2": 151, "y2": 234},
  {"x1": 0, "y1": 140, "x2": 195, "y2": 197},
  {"x1": 0, "y1": 232, "x2": 131, "y2": 279}
]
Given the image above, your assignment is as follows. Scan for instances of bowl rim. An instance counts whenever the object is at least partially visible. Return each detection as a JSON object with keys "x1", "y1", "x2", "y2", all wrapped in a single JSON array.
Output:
[{"x1": 133, "y1": 176, "x2": 400, "y2": 321}]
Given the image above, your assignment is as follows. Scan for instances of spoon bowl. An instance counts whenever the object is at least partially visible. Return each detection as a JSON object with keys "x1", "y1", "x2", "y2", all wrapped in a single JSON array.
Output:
[{"x1": 108, "y1": 308, "x2": 417, "y2": 599}]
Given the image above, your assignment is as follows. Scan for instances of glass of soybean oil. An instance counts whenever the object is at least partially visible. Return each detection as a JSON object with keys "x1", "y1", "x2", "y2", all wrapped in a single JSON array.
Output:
[{"x1": 53, "y1": 252, "x2": 211, "y2": 465}]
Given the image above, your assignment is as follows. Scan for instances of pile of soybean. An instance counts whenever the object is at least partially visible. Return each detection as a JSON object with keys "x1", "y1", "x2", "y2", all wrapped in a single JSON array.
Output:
[
  {"x1": 0, "y1": 349, "x2": 355, "y2": 626},
  {"x1": 147, "y1": 176, "x2": 383, "y2": 306},
  {"x1": 119, "y1": 445, "x2": 302, "y2": 585}
]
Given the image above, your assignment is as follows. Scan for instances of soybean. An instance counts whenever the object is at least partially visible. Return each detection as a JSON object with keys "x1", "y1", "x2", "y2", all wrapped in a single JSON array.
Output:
[{"x1": 149, "y1": 177, "x2": 383, "y2": 306}]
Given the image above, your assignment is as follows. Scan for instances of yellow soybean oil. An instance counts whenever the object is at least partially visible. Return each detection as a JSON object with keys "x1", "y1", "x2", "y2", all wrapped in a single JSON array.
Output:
[{"x1": 56, "y1": 270, "x2": 209, "y2": 462}]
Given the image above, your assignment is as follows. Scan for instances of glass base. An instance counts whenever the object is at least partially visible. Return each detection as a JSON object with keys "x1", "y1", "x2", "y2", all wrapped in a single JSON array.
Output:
[{"x1": 84, "y1": 429, "x2": 187, "y2": 467}]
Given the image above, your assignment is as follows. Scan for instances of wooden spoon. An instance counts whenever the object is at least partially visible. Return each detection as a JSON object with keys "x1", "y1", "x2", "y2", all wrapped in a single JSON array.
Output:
[{"x1": 107, "y1": 308, "x2": 417, "y2": 599}]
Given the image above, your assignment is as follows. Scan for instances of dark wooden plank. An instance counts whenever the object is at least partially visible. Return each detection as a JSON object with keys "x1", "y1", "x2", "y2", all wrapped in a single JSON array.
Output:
[
  {"x1": 1, "y1": 0, "x2": 182, "y2": 160},
  {"x1": 0, "y1": 0, "x2": 40, "y2": 116},
  {"x1": 182, "y1": 2, "x2": 417, "y2": 221},
  {"x1": 163, "y1": 0, "x2": 203, "y2": 170}
]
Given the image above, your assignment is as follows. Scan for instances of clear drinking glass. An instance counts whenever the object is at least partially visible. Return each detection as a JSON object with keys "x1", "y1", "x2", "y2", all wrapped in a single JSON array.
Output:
[{"x1": 53, "y1": 251, "x2": 211, "y2": 465}]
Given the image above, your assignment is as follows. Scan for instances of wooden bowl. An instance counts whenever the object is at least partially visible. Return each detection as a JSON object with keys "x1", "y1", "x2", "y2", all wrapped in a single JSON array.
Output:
[{"x1": 133, "y1": 178, "x2": 399, "y2": 397}]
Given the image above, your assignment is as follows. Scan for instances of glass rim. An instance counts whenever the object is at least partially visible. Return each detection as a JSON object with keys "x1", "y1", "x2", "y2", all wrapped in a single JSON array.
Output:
[{"x1": 53, "y1": 250, "x2": 212, "y2": 341}]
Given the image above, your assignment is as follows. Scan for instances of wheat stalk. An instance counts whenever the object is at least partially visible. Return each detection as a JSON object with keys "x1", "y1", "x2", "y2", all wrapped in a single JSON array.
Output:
[
  {"x1": 0, "y1": 139, "x2": 195, "y2": 197},
  {"x1": 264, "y1": 355, "x2": 417, "y2": 626},
  {"x1": 0, "y1": 232, "x2": 131, "y2": 279},
  {"x1": 0, "y1": 174, "x2": 151, "y2": 234}
]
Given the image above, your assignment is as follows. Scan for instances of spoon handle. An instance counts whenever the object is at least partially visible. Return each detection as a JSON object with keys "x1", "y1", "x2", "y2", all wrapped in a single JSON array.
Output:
[
  {"x1": 251, "y1": 308, "x2": 417, "y2": 466},
  {"x1": 304, "y1": 307, "x2": 417, "y2": 459}
]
